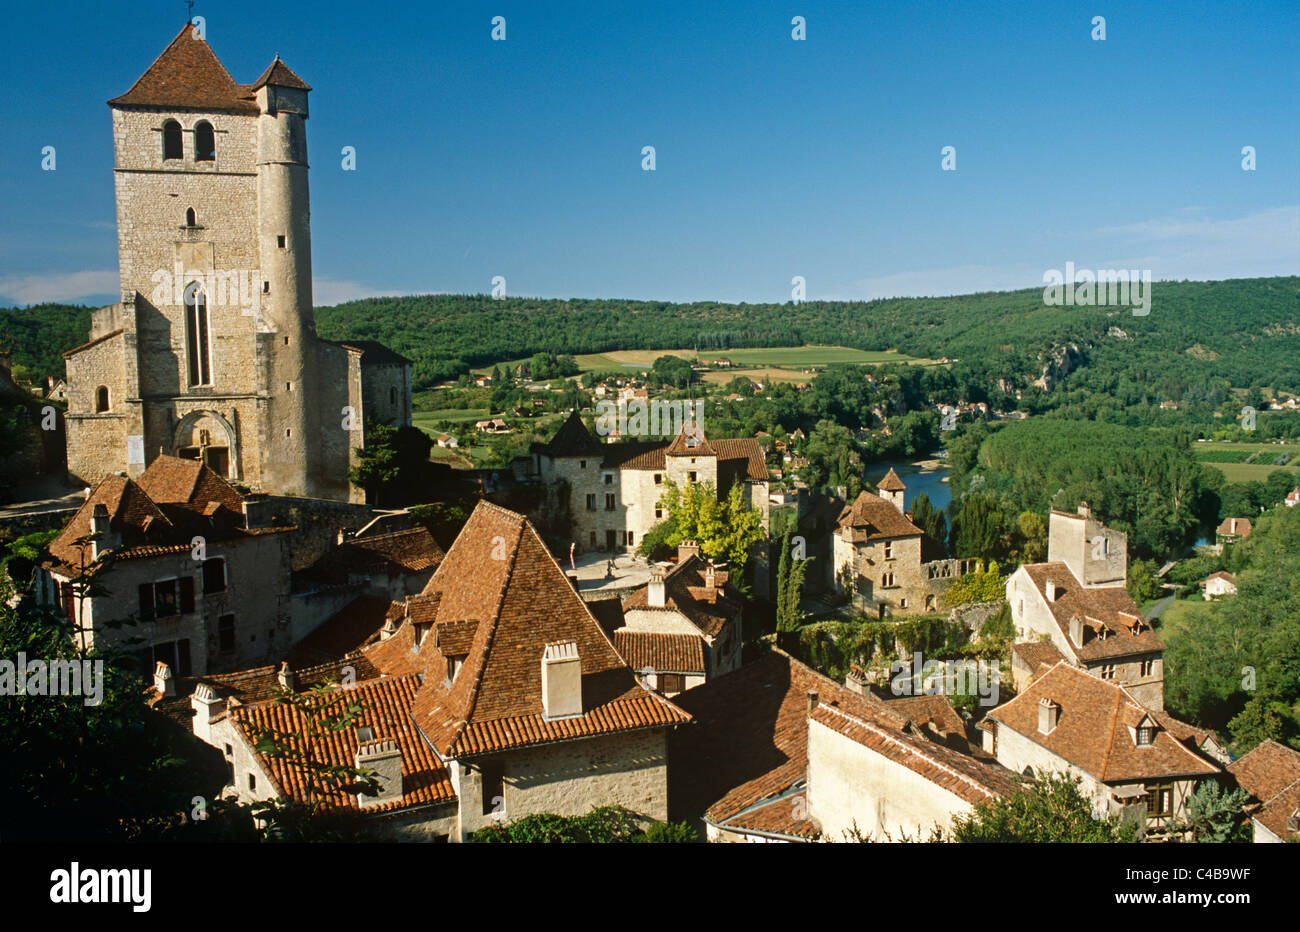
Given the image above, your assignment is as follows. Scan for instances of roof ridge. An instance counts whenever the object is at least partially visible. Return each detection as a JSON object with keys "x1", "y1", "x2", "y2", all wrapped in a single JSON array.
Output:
[{"x1": 456, "y1": 514, "x2": 526, "y2": 728}]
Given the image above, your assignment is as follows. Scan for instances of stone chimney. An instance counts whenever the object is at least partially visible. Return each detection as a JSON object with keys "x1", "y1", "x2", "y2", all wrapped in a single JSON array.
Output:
[
  {"x1": 1045, "y1": 580, "x2": 1058, "y2": 602},
  {"x1": 1068, "y1": 614, "x2": 1085, "y2": 647},
  {"x1": 355, "y1": 738, "x2": 404, "y2": 808},
  {"x1": 844, "y1": 669, "x2": 866, "y2": 695},
  {"x1": 648, "y1": 569, "x2": 667, "y2": 608},
  {"x1": 807, "y1": 690, "x2": 819, "y2": 713},
  {"x1": 277, "y1": 661, "x2": 296, "y2": 691},
  {"x1": 704, "y1": 563, "x2": 717, "y2": 589},
  {"x1": 191, "y1": 683, "x2": 227, "y2": 744},
  {"x1": 1038, "y1": 697, "x2": 1060, "y2": 734},
  {"x1": 153, "y1": 661, "x2": 174, "y2": 697},
  {"x1": 541, "y1": 640, "x2": 582, "y2": 720},
  {"x1": 677, "y1": 540, "x2": 701, "y2": 563},
  {"x1": 89, "y1": 503, "x2": 116, "y2": 559}
]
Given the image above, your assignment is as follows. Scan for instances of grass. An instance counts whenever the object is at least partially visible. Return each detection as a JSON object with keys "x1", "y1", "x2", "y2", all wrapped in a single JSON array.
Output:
[
  {"x1": 412, "y1": 408, "x2": 490, "y2": 429},
  {"x1": 1194, "y1": 440, "x2": 1300, "y2": 482},
  {"x1": 1155, "y1": 598, "x2": 1217, "y2": 647}
]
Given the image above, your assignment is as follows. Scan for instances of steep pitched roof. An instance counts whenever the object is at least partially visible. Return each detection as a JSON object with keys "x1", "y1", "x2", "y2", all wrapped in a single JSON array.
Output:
[
  {"x1": 665, "y1": 425, "x2": 716, "y2": 457},
  {"x1": 231, "y1": 673, "x2": 455, "y2": 814},
  {"x1": 877, "y1": 467, "x2": 906, "y2": 492},
  {"x1": 612, "y1": 630, "x2": 706, "y2": 675},
  {"x1": 369, "y1": 501, "x2": 689, "y2": 757},
  {"x1": 713, "y1": 437, "x2": 769, "y2": 481},
  {"x1": 288, "y1": 596, "x2": 394, "y2": 667},
  {"x1": 46, "y1": 476, "x2": 171, "y2": 567},
  {"x1": 1216, "y1": 517, "x2": 1253, "y2": 537},
  {"x1": 250, "y1": 56, "x2": 311, "y2": 91},
  {"x1": 299, "y1": 527, "x2": 444, "y2": 584},
  {"x1": 136, "y1": 454, "x2": 244, "y2": 513},
  {"x1": 621, "y1": 553, "x2": 742, "y2": 638},
  {"x1": 1019, "y1": 563, "x2": 1165, "y2": 661},
  {"x1": 1229, "y1": 740, "x2": 1300, "y2": 806},
  {"x1": 108, "y1": 23, "x2": 260, "y2": 113},
  {"x1": 835, "y1": 490, "x2": 923, "y2": 541},
  {"x1": 1012, "y1": 640, "x2": 1068, "y2": 678},
  {"x1": 536, "y1": 410, "x2": 603, "y2": 457},
  {"x1": 987, "y1": 662, "x2": 1221, "y2": 783}
]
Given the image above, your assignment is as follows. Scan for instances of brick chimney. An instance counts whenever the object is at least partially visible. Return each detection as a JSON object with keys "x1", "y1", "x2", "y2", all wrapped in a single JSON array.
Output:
[
  {"x1": 153, "y1": 661, "x2": 174, "y2": 697},
  {"x1": 541, "y1": 641, "x2": 582, "y2": 720},
  {"x1": 648, "y1": 568, "x2": 667, "y2": 608},
  {"x1": 355, "y1": 739, "x2": 404, "y2": 808},
  {"x1": 1038, "y1": 697, "x2": 1060, "y2": 734},
  {"x1": 677, "y1": 540, "x2": 701, "y2": 562},
  {"x1": 191, "y1": 683, "x2": 227, "y2": 744}
]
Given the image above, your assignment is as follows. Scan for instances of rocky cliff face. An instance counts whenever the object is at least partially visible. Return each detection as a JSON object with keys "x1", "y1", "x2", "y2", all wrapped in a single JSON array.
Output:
[{"x1": 1032, "y1": 342, "x2": 1086, "y2": 392}]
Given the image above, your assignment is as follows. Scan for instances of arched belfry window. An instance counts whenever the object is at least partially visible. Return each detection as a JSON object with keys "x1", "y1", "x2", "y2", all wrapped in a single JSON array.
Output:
[
  {"x1": 185, "y1": 208, "x2": 197, "y2": 227},
  {"x1": 194, "y1": 121, "x2": 215, "y2": 161},
  {"x1": 162, "y1": 120, "x2": 183, "y2": 161},
  {"x1": 95, "y1": 386, "x2": 110, "y2": 413},
  {"x1": 184, "y1": 282, "x2": 212, "y2": 386}
]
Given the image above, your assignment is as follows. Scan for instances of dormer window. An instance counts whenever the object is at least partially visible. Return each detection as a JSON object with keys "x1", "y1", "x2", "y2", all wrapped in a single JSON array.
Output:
[
  {"x1": 1137, "y1": 725, "x2": 1156, "y2": 747},
  {"x1": 446, "y1": 654, "x2": 466, "y2": 682}
]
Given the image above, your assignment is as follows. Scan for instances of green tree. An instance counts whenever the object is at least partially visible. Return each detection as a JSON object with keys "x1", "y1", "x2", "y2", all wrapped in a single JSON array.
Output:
[
  {"x1": 948, "y1": 492, "x2": 1014, "y2": 561},
  {"x1": 943, "y1": 560, "x2": 1007, "y2": 607},
  {"x1": 653, "y1": 479, "x2": 764, "y2": 576},
  {"x1": 776, "y1": 533, "x2": 810, "y2": 634},
  {"x1": 1127, "y1": 559, "x2": 1164, "y2": 604},
  {"x1": 804, "y1": 420, "x2": 863, "y2": 496},
  {"x1": 1014, "y1": 510, "x2": 1048, "y2": 563},
  {"x1": 952, "y1": 772, "x2": 1138, "y2": 843},
  {"x1": 470, "y1": 805, "x2": 694, "y2": 843},
  {"x1": 1176, "y1": 781, "x2": 1250, "y2": 843}
]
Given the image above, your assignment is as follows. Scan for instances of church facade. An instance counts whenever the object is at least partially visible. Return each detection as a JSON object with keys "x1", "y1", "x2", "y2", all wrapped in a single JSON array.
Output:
[{"x1": 63, "y1": 23, "x2": 410, "y2": 502}]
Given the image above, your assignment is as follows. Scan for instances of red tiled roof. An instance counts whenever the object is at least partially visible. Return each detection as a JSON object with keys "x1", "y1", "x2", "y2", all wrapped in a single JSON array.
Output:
[
  {"x1": 1019, "y1": 564, "x2": 1165, "y2": 661},
  {"x1": 62, "y1": 329, "x2": 124, "y2": 358},
  {"x1": 1012, "y1": 640, "x2": 1067, "y2": 677},
  {"x1": 368, "y1": 501, "x2": 690, "y2": 757},
  {"x1": 835, "y1": 490, "x2": 923, "y2": 541},
  {"x1": 108, "y1": 23, "x2": 260, "y2": 113},
  {"x1": 1216, "y1": 517, "x2": 1253, "y2": 537},
  {"x1": 231, "y1": 673, "x2": 455, "y2": 813},
  {"x1": 987, "y1": 662, "x2": 1221, "y2": 783},
  {"x1": 877, "y1": 467, "x2": 906, "y2": 492},
  {"x1": 1229, "y1": 740, "x2": 1300, "y2": 805},
  {"x1": 250, "y1": 56, "x2": 311, "y2": 91},
  {"x1": 289, "y1": 596, "x2": 393, "y2": 667},
  {"x1": 46, "y1": 476, "x2": 171, "y2": 567},
  {"x1": 301, "y1": 527, "x2": 444, "y2": 584},
  {"x1": 665, "y1": 426, "x2": 716, "y2": 457},
  {"x1": 612, "y1": 630, "x2": 706, "y2": 675},
  {"x1": 621, "y1": 553, "x2": 741, "y2": 638},
  {"x1": 136, "y1": 454, "x2": 244, "y2": 512}
]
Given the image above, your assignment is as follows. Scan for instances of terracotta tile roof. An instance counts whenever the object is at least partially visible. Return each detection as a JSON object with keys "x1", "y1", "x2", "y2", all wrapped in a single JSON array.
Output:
[
  {"x1": 877, "y1": 467, "x2": 906, "y2": 492},
  {"x1": 1216, "y1": 517, "x2": 1253, "y2": 537},
  {"x1": 885, "y1": 694, "x2": 969, "y2": 744},
  {"x1": 720, "y1": 789, "x2": 821, "y2": 840},
  {"x1": 231, "y1": 673, "x2": 455, "y2": 813},
  {"x1": 713, "y1": 437, "x2": 769, "y2": 481},
  {"x1": 1254, "y1": 780, "x2": 1300, "y2": 841},
  {"x1": 434, "y1": 619, "x2": 478, "y2": 656},
  {"x1": 538, "y1": 416, "x2": 767, "y2": 481},
  {"x1": 1204, "y1": 570, "x2": 1237, "y2": 584},
  {"x1": 669, "y1": 648, "x2": 911, "y2": 831},
  {"x1": 810, "y1": 703, "x2": 1022, "y2": 804},
  {"x1": 1012, "y1": 640, "x2": 1067, "y2": 677},
  {"x1": 835, "y1": 490, "x2": 924, "y2": 541},
  {"x1": 301, "y1": 527, "x2": 444, "y2": 584},
  {"x1": 987, "y1": 662, "x2": 1221, "y2": 783},
  {"x1": 367, "y1": 501, "x2": 689, "y2": 757},
  {"x1": 288, "y1": 596, "x2": 393, "y2": 667},
  {"x1": 1020, "y1": 563, "x2": 1165, "y2": 661},
  {"x1": 601, "y1": 440, "x2": 667, "y2": 470},
  {"x1": 612, "y1": 630, "x2": 707, "y2": 675},
  {"x1": 621, "y1": 553, "x2": 741, "y2": 638},
  {"x1": 536, "y1": 410, "x2": 603, "y2": 457},
  {"x1": 136, "y1": 454, "x2": 244, "y2": 513},
  {"x1": 108, "y1": 23, "x2": 260, "y2": 114},
  {"x1": 665, "y1": 426, "x2": 716, "y2": 457},
  {"x1": 1228, "y1": 740, "x2": 1300, "y2": 805},
  {"x1": 194, "y1": 655, "x2": 379, "y2": 706},
  {"x1": 250, "y1": 56, "x2": 311, "y2": 91},
  {"x1": 46, "y1": 476, "x2": 171, "y2": 567}
]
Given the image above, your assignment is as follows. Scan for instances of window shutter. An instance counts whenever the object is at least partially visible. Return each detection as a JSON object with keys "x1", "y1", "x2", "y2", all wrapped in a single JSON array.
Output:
[
  {"x1": 138, "y1": 583, "x2": 155, "y2": 621},
  {"x1": 179, "y1": 577, "x2": 196, "y2": 614}
]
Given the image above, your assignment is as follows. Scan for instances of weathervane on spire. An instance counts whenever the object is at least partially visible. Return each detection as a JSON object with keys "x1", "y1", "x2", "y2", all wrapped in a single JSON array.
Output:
[{"x1": 187, "y1": 0, "x2": 195, "y2": 20}]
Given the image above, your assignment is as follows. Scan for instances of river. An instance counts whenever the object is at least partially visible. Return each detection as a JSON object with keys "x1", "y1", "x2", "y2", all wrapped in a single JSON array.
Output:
[{"x1": 866, "y1": 458, "x2": 952, "y2": 523}]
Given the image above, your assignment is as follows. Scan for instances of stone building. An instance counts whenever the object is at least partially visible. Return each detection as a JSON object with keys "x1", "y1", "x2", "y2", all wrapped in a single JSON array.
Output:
[
  {"x1": 1005, "y1": 505, "x2": 1166, "y2": 710},
  {"x1": 830, "y1": 469, "x2": 974, "y2": 617},
  {"x1": 360, "y1": 500, "x2": 691, "y2": 840},
  {"x1": 980, "y1": 662, "x2": 1223, "y2": 838},
  {"x1": 62, "y1": 24, "x2": 410, "y2": 502},
  {"x1": 532, "y1": 411, "x2": 770, "y2": 555},
  {"x1": 34, "y1": 455, "x2": 293, "y2": 676}
]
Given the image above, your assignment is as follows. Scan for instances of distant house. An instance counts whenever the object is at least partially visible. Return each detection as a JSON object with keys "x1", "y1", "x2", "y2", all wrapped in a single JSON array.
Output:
[
  {"x1": 436, "y1": 434, "x2": 459, "y2": 448},
  {"x1": 1216, "y1": 517, "x2": 1253, "y2": 544},
  {"x1": 44, "y1": 377, "x2": 68, "y2": 402},
  {"x1": 1285, "y1": 488, "x2": 1300, "y2": 508},
  {"x1": 1201, "y1": 571, "x2": 1238, "y2": 599},
  {"x1": 474, "y1": 418, "x2": 510, "y2": 434},
  {"x1": 1159, "y1": 400, "x2": 1177, "y2": 410},
  {"x1": 1227, "y1": 740, "x2": 1300, "y2": 843}
]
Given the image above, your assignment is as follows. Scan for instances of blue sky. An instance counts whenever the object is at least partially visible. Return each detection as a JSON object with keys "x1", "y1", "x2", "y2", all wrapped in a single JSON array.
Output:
[{"x1": 1, "y1": 0, "x2": 1296, "y2": 307}]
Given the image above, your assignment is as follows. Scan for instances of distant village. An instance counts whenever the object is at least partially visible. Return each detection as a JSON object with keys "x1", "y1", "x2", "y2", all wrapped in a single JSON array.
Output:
[{"x1": 3, "y1": 23, "x2": 1298, "y2": 845}]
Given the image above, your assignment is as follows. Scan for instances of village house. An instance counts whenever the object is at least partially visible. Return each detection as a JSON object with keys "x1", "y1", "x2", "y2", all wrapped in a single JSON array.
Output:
[
  {"x1": 669, "y1": 648, "x2": 1021, "y2": 842},
  {"x1": 1286, "y1": 487, "x2": 1300, "y2": 508},
  {"x1": 613, "y1": 542, "x2": 746, "y2": 694},
  {"x1": 532, "y1": 412, "x2": 770, "y2": 559},
  {"x1": 1227, "y1": 740, "x2": 1300, "y2": 843},
  {"x1": 980, "y1": 662, "x2": 1225, "y2": 838},
  {"x1": 358, "y1": 500, "x2": 692, "y2": 839},
  {"x1": 830, "y1": 468, "x2": 975, "y2": 617},
  {"x1": 1005, "y1": 504, "x2": 1166, "y2": 710},
  {"x1": 1201, "y1": 570, "x2": 1238, "y2": 599},
  {"x1": 34, "y1": 455, "x2": 293, "y2": 676},
  {"x1": 1217, "y1": 517, "x2": 1253, "y2": 544}
]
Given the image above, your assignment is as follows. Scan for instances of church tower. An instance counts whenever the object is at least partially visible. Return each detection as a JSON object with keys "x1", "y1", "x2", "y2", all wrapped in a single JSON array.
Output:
[{"x1": 61, "y1": 22, "x2": 379, "y2": 500}]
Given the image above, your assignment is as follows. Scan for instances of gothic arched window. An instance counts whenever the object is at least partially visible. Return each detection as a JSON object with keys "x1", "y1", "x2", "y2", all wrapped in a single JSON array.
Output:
[
  {"x1": 184, "y1": 282, "x2": 212, "y2": 386},
  {"x1": 162, "y1": 120, "x2": 183, "y2": 160},
  {"x1": 194, "y1": 121, "x2": 215, "y2": 161},
  {"x1": 185, "y1": 207, "x2": 196, "y2": 227},
  {"x1": 95, "y1": 386, "x2": 110, "y2": 413}
]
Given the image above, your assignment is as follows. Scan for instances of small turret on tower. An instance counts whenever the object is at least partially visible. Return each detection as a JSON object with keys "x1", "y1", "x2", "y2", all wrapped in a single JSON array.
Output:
[{"x1": 877, "y1": 467, "x2": 906, "y2": 513}]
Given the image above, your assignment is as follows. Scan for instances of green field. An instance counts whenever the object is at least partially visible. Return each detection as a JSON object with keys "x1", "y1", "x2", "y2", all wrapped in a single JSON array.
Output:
[
  {"x1": 1194, "y1": 440, "x2": 1300, "y2": 482},
  {"x1": 412, "y1": 408, "x2": 490, "y2": 429},
  {"x1": 473, "y1": 345, "x2": 940, "y2": 377},
  {"x1": 1155, "y1": 598, "x2": 1216, "y2": 647}
]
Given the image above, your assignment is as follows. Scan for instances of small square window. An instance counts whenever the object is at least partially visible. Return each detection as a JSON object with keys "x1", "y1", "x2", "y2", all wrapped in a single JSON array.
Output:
[
  {"x1": 262, "y1": 281, "x2": 270, "y2": 294},
  {"x1": 277, "y1": 234, "x2": 286, "y2": 248}
]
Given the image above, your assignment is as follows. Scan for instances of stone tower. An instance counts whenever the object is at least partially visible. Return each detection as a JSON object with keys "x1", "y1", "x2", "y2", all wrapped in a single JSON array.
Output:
[
  {"x1": 877, "y1": 467, "x2": 906, "y2": 513},
  {"x1": 61, "y1": 23, "x2": 403, "y2": 501}
]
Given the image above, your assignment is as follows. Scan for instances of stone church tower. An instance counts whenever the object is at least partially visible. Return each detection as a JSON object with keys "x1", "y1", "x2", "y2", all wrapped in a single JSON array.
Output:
[{"x1": 63, "y1": 23, "x2": 411, "y2": 501}]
